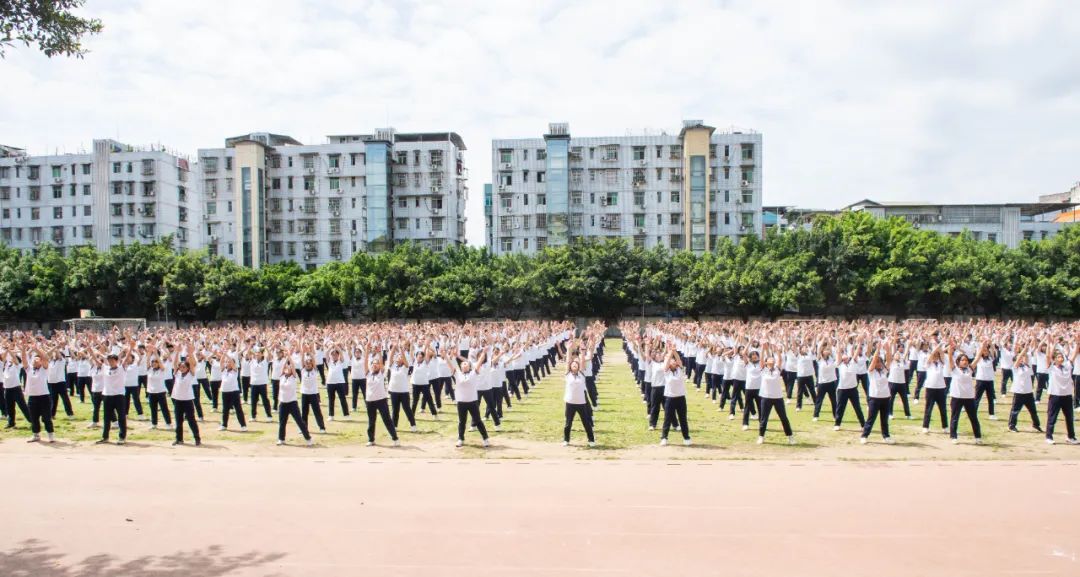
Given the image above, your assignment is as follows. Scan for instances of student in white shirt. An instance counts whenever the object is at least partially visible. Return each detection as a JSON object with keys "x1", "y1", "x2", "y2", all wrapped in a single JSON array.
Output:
[
  {"x1": 834, "y1": 354, "x2": 866, "y2": 431},
  {"x1": 408, "y1": 347, "x2": 438, "y2": 420},
  {"x1": 794, "y1": 346, "x2": 817, "y2": 411},
  {"x1": 757, "y1": 341, "x2": 794, "y2": 444},
  {"x1": 46, "y1": 349, "x2": 73, "y2": 419},
  {"x1": 886, "y1": 343, "x2": 912, "y2": 420},
  {"x1": 946, "y1": 342, "x2": 982, "y2": 445},
  {"x1": 3, "y1": 350, "x2": 29, "y2": 428},
  {"x1": 123, "y1": 350, "x2": 145, "y2": 421},
  {"x1": 299, "y1": 357, "x2": 326, "y2": 434},
  {"x1": 362, "y1": 349, "x2": 398, "y2": 446},
  {"x1": 22, "y1": 346, "x2": 55, "y2": 442},
  {"x1": 660, "y1": 347, "x2": 691, "y2": 446},
  {"x1": 920, "y1": 344, "x2": 949, "y2": 433},
  {"x1": 387, "y1": 345, "x2": 417, "y2": 432},
  {"x1": 860, "y1": 340, "x2": 895, "y2": 444},
  {"x1": 1043, "y1": 344, "x2": 1078, "y2": 445},
  {"x1": 562, "y1": 358, "x2": 595, "y2": 447},
  {"x1": 350, "y1": 345, "x2": 367, "y2": 412},
  {"x1": 325, "y1": 348, "x2": 350, "y2": 420},
  {"x1": 169, "y1": 351, "x2": 201, "y2": 446},
  {"x1": 447, "y1": 348, "x2": 490, "y2": 447},
  {"x1": 972, "y1": 343, "x2": 998, "y2": 420},
  {"x1": 812, "y1": 343, "x2": 839, "y2": 422},
  {"x1": 276, "y1": 358, "x2": 313, "y2": 446},
  {"x1": 248, "y1": 349, "x2": 272, "y2": 423},
  {"x1": 646, "y1": 346, "x2": 668, "y2": 430},
  {"x1": 146, "y1": 352, "x2": 172, "y2": 429},
  {"x1": 1006, "y1": 343, "x2": 1041, "y2": 433},
  {"x1": 217, "y1": 355, "x2": 247, "y2": 431},
  {"x1": 96, "y1": 350, "x2": 131, "y2": 445}
]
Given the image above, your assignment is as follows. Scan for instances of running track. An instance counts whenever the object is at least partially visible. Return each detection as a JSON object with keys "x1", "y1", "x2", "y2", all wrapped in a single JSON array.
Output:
[{"x1": 3, "y1": 454, "x2": 1078, "y2": 576}]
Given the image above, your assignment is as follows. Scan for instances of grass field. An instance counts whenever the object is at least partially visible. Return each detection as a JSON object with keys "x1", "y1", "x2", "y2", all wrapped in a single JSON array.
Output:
[{"x1": 0, "y1": 338, "x2": 1073, "y2": 460}]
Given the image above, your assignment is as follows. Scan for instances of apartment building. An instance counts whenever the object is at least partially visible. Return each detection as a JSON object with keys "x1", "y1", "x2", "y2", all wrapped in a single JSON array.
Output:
[
  {"x1": 198, "y1": 130, "x2": 467, "y2": 269},
  {"x1": 0, "y1": 140, "x2": 197, "y2": 253},
  {"x1": 488, "y1": 120, "x2": 763, "y2": 255}
]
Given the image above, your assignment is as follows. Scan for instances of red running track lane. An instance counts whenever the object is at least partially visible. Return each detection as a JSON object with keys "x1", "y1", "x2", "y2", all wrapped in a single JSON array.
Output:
[{"x1": 3, "y1": 455, "x2": 1079, "y2": 576}]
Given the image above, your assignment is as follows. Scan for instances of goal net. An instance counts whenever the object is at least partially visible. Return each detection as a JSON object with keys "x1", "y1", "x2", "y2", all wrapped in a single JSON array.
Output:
[{"x1": 63, "y1": 317, "x2": 147, "y2": 333}]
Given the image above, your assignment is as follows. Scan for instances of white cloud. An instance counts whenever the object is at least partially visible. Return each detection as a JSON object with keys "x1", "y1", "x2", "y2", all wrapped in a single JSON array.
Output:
[{"x1": 1, "y1": 0, "x2": 1078, "y2": 245}]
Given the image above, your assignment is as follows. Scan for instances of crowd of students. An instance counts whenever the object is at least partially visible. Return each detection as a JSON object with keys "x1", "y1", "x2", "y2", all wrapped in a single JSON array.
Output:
[
  {"x1": 2, "y1": 318, "x2": 1077, "y2": 449},
  {"x1": 0, "y1": 321, "x2": 574, "y2": 447},
  {"x1": 621, "y1": 319, "x2": 1080, "y2": 446}
]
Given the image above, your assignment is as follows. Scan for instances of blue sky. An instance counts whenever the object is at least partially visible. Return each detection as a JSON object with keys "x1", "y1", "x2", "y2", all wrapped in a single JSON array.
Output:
[{"x1": 2, "y1": 0, "x2": 1079, "y2": 245}]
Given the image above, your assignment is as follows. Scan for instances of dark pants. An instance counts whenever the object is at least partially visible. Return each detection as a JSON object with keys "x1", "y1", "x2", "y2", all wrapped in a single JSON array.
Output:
[
  {"x1": 125, "y1": 385, "x2": 143, "y2": 416},
  {"x1": 365, "y1": 398, "x2": 397, "y2": 443},
  {"x1": 949, "y1": 398, "x2": 981, "y2": 440},
  {"x1": 101, "y1": 394, "x2": 127, "y2": 441},
  {"x1": 759, "y1": 397, "x2": 792, "y2": 437},
  {"x1": 351, "y1": 378, "x2": 367, "y2": 410},
  {"x1": 326, "y1": 382, "x2": 349, "y2": 417},
  {"x1": 921, "y1": 388, "x2": 948, "y2": 429},
  {"x1": 782, "y1": 371, "x2": 795, "y2": 399},
  {"x1": 813, "y1": 381, "x2": 838, "y2": 419},
  {"x1": 28, "y1": 394, "x2": 54, "y2": 435},
  {"x1": 66, "y1": 372, "x2": 77, "y2": 396},
  {"x1": 648, "y1": 387, "x2": 665, "y2": 427},
  {"x1": 585, "y1": 375, "x2": 598, "y2": 407},
  {"x1": 1035, "y1": 373, "x2": 1049, "y2": 401},
  {"x1": 76, "y1": 376, "x2": 90, "y2": 403},
  {"x1": 410, "y1": 384, "x2": 436, "y2": 416},
  {"x1": 478, "y1": 389, "x2": 500, "y2": 426},
  {"x1": 250, "y1": 384, "x2": 271, "y2": 420},
  {"x1": 209, "y1": 380, "x2": 221, "y2": 410},
  {"x1": 727, "y1": 380, "x2": 748, "y2": 414},
  {"x1": 1045, "y1": 395, "x2": 1076, "y2": 441},
  {"x1": 433, "y1": 377, "x2": 449, "y2": 407},
  {"x1": 221, "y1": 390, "x2": 246, "y2": 428},
  {"x1": 661, "y1": 396, "x2": 689, "y2": 440},
  {"x1": 457, "y1": 400, "x2": 487, "y2": 441},
  {"x1": 301, "y1": 393, "x2": 326, "y2": 431},
  {"x1": 4, "y1": 387, "x2": 30, "y2": 427},
  {"x1": 888, "y1": 382, "x2": 910, "y2": 417},
  {"x1": 271, "y1": 379, "x2": 280, "y2": 410},
  {"x1": 148, "y1": 391, "x2": 171, "y2": 425},
  {"x1": 835, "y1": 387, "x2": 865, "y2": 427},
  {"x1": 1008, "y1": 392, "x2": 1041, "y2": 430},
  {"x1": 390, "y1": 391, "x2": 416, "y2": 428},
  {"x1": 861, "y1": 397, "x2": 890, "y2": 439},
  {"x1": 742, "y1": 389, "x2": 761, "y2": 426},
  {"x1": 974, "y1": 380, "x2": 996, "y2": 416},
  {"x1": 1000, "y1": 369, "x2": 1013, "y2": 396},
  {"x1": 241, "y1": 376, "x2": 251, "y2": 401},
  {"x1": 90, "y1": 391, "x2": 103, "y2": 424},
  {"x1": 173, "y1": 399, "x2": 200, "y2": 443},
  {"x1": 49, "y1": 382, "x2": 73, "y2": 417},
  {"x1": 564, "y1": 402, "x2": 594, "y2": 442},
  {"x1": 278, "y1": 400, "x2": 311, "y2": 442},
  {"x1": 795, "y1": 376, "x2": 816, "y2": 409},
  {"x1": 914, "y1": 370, "x2": 927, "y2": 399}
]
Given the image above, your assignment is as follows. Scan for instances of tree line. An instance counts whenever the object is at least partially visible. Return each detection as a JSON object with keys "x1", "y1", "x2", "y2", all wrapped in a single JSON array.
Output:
[{"x1": 0, "y1": 212, "x2": 1077, "y2": 323}]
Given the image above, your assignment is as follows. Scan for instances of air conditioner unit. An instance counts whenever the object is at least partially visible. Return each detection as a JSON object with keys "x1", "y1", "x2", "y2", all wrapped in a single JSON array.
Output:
[
  {"x1": 54, "y1": 237, "x2": 64, "y2": 245},
  {"x1": 202, "y1": 214, "x2": 209, "y2": 220},
  {"x1": 504, "y1": 206, "x2": 513, "y2": 213},
  {"x1": 305, "y1": 168, "x2": 315, "y2": 174},
  {"x1": 350, "y1": 230, "x2": 357, "y2": 236},
  {"x1": 209, "y1": 235, "x2": 217, "y2": 242},
  {"x1": 207, "y1": 191, "x2": 217, "y2": 199},
  {"x1": 501, "y1": 163, "x2": 512, "y2": 170},
  {"x1": 54, "y1": 178, "x2": 63, "y2": 184},
  {"x1": 332, "y1": 210, "x2": 340, "y2": 217},
  {"x1": 309, "y1": 189, "x2": 317, "y2": 195},
  {"x1": 638, "y1": 160, "x2": 647, "y2": 166},
  {"x1": 430, "y1": 186, "x2": 440, "y2": 193},
  {"x1": 429, "y1": 231, "x2": 436, "y2": 236},
  {"x1": 741, "y1": 180, "x2": 751, "y2": 187},
  {"x1": 328, "y1": 168, "x2": 340, "y2": 174},
  {"x1": 137, "y1": 208, "x2": 144, "y2": 214}
]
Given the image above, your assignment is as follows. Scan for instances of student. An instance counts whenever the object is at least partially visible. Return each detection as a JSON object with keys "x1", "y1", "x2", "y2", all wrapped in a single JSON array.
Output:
[
  {"x1": 350, "y1": 345, "x2": 368, "y2": 412},
  {"x1": 860, "y1": 340, "x2": 895, "y2": 445},
  {"x1": 270, "y1": 349, "x2": 285, "y2": 411},
  {"x1": 973, "y1": 343, "x2": 998, "y2": 420},
  {"x1": 1006, "y1": 342, "x2": 1041, "y2": 433},
  {"x1": 409, "y1": 347, "x2": 438, "y2": 420},
  {"x1": 1043, "y1": 343, "x2": 1078, "y2": 445},
  {"x1": 96, "y1": 351, "x2": 130, "y2": 445},
  {"x1": 299, "y1": 357, "x2": 327, "y2": 434},
  {"x1": 46, "y1": 349, "x2": 73, "y2": 419},
  {"x1": 207, "y1": 353, "x2": 222, "y2": 412},
  {"x1": 248, "y1": 348, "x2": 272, "y2": 423},
  {"x1": 740, "y1": 350, "x2": 763, "y2": 430},
  {"x1": 169, "y1": 350, "x2": 201, "y2": 446},
  {"x1": 123, "y1": 349, "x2": 144, "y2": 421},
  {"x1": 912, "y1": 341, "x2": 929, "y2": 402},
  {"x1": 217, "y1": 355, "x2": 247, "y2": 432},
  {"x1": 145, "y1": 351, "x2": 172, "y2": 429},
  {"x1": 22, "y1": 346, "x2": 55, "y2": 443},
  {"x1": 474, "y1": 349, "x2": 502, "y2": 430},
  {"x1": 660, "y1": 347, "x2": 691, "y2": 447},
  {"x1": 362, "y1": 347, "x2": 398, "y2": 446},
  {"x1": 946, "y1": 341, "x2": 982, "y2": 445},
  {"x1": 2, "y1": 350, "x2": 29, "y2": 428},
  {"x1": 276, "y1": 359, "x2": 313, "y2": 446},
  {"x1": 812, "y1": 342, "x2": 839, "y2": 423},
  {"x1": 887, "y1": 341, "x2": 912, "y2": 420},
  {"x1": 447, "y1": 348, "x2": 489, "y2": 448},
  {"x1": 920, "y1": 343, "x2": 949, "y2": 433},
  {"x1": 75, "y1": 350, "x2": 91, "y2": 404},
  {"x1": 834, "y1": 351, "x2": 866, "y2": 431},
  {"x1": 325, "y1": 348, "x2": 350, "y2": 421},
  {"x1": 387, "y1": 344, "x2": 417, "y2": 432},
  {"x1": 794, "y1": 345, "x2": 816, "y2": 411},
  {"x1": 998, "y1": 341, "x2": 1015, "y2": 397},
  {"x1": 562, "y1": 357, "x2": 595, "y2": 447},
  {"x1": 646, "y1": 345, "x2": 667, "y2": 430},
  {"x1": 781, "y1": 346, "x2": 798, "y2": 401},
  {"x1": 757, "y1": 342, "x2": 794, "y2": 444},
  {"x1": 725, "y1": 346, "x2": 748, "y2": 417}
]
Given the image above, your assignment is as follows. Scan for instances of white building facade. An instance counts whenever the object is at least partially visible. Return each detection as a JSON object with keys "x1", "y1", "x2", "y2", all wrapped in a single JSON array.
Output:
[
  {"x1": 488, "y1": 121, "x2": 763, "y2": 255},
  {"x1": 847, "y1": 200, "x2": 1070, "y2": 248},
  {"x1": 0, "y1": 140, "x2": 197, "y2": 253},
  {"x1": 198, "y1": 130, "x2": 467, "y2": 269}
]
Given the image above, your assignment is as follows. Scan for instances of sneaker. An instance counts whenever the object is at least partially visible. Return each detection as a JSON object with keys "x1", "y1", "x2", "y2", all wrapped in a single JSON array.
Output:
[
  {"x1": 1008, "y1": 427, "x2": 1018, "y2": 433},
  {"x1": 974, "y1": 438, "x2": 983, "y2": 445},
  {"x1": 495, "y1": 425, "x2": 502, "y2": 432},
  {"x1": 455, "y1": 440, "x2": 463, "y2": 447},
  {"x1": 172, "y1": 441, "x2": 183, "y2": 446},
  {"x1": 218, "y1": 425, "x2": 226, "y2": 431},
  {"x1": 683, "y1": 439, "x2": 692, "y2": 446},
  {"x1": 276, "y1": 440, "x2": 284, "y2": 446},
  {"x1": 94, "y1": 438, "x2": 109, "y2": 445},
  {"x1": 149, "y1": 424, "x2": 157, "y2": 430},
  {"x1": 434, "y1": 414, "x2": 441, "y2": 421},
  {"x1": 988, "y1": 414, "x2": 997, "y2": 420},
  {"x1": 482, "y1": 439, "x2": 490, "y2": 448},
  {"x1": 27, "y1": 435, "x2": 40, "y2": 443},
  {"x1": 366, "y1": 441, "x2": 374, "y2": 447},
  {"x1": 87, "y1": 422, "x2": 100, "y2": 429},
  {"x1": 787, "y1": 436, "x2": 796, "y2": 445},
  {"x1": 756, "y1": 436, "x2": 764, "y2": 444},
  {"x1": 328, "y1": 416, "x2": 334, "y2": 422},
  {"x1": 812, "y1": 417, "x2": 818, "y2": 422},
  {"x1": 392, "y1": 440, "x2": 400, "y2": 447},
  {"x1": 674, "y1": 425, "x2": 681, "y2": 431},
  {"x1": 117, "y1": 439, "x2": 126, "y2": 445},
  {"x1": 922, "y1": 427, "x2": 930, "y2": 434},
  {"x1": 833, "y1": 425, "x2": 841, "y2": 431},
  {"x1": 952, "y1": 438, "x2": 960, "y2": 445},
  {"x1": 47, "y1": 433, "x2": 55, "y2": 443},
  {"x1": 647, "y1": 426, "x2": 655, "y2": 431},
  {"x1": 319, "y1": 428, "x2": 327, "y2": 434},
  {"x1": 659, "y1": 438, "x2": 668, "y2": 447},
  {"x1": 305, "y1": 439, "x2": 314, "y2": 447},
  {"x1": 884, "y1": 437, "x2": 896, "y2": 445},
  {"x1": 1034, "y1": 426, "x2": 1044, "y2": 433},
  {"x1": 728, "y1": 414, "x2": 734, "y2": 421},
  {"x1": 742, "y1": 425, "x2": 750, "y2": 431},
  {"x1": 1067, "y1": 439, "x2": 1079, "y2": 445},
  {"x1": 588, "y1": 441, "x2": 596, "y2": 447},
  {"x1": 562, "y1": 441, "x2": 569, "y2": 447},
  {"x1": 1046, "y1": 438, "x2": 1055, "y2": 445},
  {"x1": 795, "y1": 407, "x2": 801, "y2": 412},
  {"x1": 913, "y1": 398, "x2": 919, "y2": 404},
  {"x1": 859, "y1": 437, "x2": 868, "y2": 445},
  {"x1": 906, "y1": 415, "x2": 913, "y2": 420},
  {"x1": 410, "y1": 426, "x2": 418, "y2": 433},
  {"x1": 240, "y1": 426, "x2": 248, "y2": 432}
]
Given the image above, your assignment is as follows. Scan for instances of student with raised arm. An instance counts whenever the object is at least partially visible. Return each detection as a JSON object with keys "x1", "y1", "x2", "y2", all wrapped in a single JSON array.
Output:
[
  {"x1": 562, "y1": 356, "x2": 595, "y2": 447},
  {"x1": 1006, "y1": 340, "x2": 1041, "y2": 433},
  {"x1": 387, "y1": 343, "x2": 417, "y2": 432},
  {"x1": 350, "y1": 344, "x2": 367, "y2": 412},
  {"x1": 1043, "y1": 341, "x2": 1078, "y2": 445},
  {"x1": 96, "y1": 347, "x2": 132, "y2": 445},
  {"x1": 757, "y1": 341, "x2": 794, "y2": 444},
  {"x1": 363, "y1": 344, "x2": 398, "y2": 446},
  {"x1": 145, "y1": 347, "x2": 172, "y2": 430},
  {"x1": 46, "y1": 347, "x2": 73, "y2": 420},
  {"x1": 248, "y1": 347, "x2": 272, "y2": 423},
  {"x1": 169, "y1": 344, "x2": 201, "y2": 446},
  {"x1": 812, "y1": 339, "x2": 839, "y2": 423},
  {"x1": 886, "y1": 339, "x2": 912, "y2": 420},
  {"x1": 447, "y1": 347, "x2": 490, "y2": 448},
  {"x1": 660, "y1": 344, "x2": 691, "y2": 446},
  {"x1": 409, "y1": 345, "x2": 438, "y2": 421},
  {"x1": 859, "y1": 338, "x2": 894, "y2": 444},
  {"x1": 973, "y1": 341, "x2": 998, "y2": 420},
  {"x1": 946, "y1": 339, "x2": 982, "y2": 445},
  {"x1": 217, "y1": 354, "x2": 247, "y2": 432},
  {"x1": 22, "y1": 343, "x2": 55, "y2": 442},
  {"x1": 299, "y1": 354, "x2": 327, "y2": 434},
  {"x1": 325, "y1": 346, "x2": 350, "y2": 421},
  {"x1": 2, "y1": 347, "x2": 29, "y2": 429},
  {"x1": 833, "y1": 346, "x2": 866, "y2": 431},
  {"x1": 276, "y1": 357, "x2": 313, "y2": 447},
  {"x1": 920, "y1": 341, "x2": 949, "y2": 434}
]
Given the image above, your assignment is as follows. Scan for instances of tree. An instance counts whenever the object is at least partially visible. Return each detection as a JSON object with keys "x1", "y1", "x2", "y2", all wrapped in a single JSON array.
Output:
[{"x1": 1, "y1": 0, "x2": 103, "y2": 58}]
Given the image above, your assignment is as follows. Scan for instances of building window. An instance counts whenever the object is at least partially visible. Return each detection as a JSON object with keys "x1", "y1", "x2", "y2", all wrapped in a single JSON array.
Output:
[
  {"x1": 53, "y1": 207, "x2": 62, "y2": 219},
  {"x1": 537, "y1": 171, "x2": 545, "y2": 183},
  {"x1": 499, "y1": 150, "x2": 513, "y2": 164},
  {"x1": 671, "y1": 191, "x2": 680, "y2": 204},
  {"x1": 632, "y1": 146, "x2": 646, "y2": 160},
  {"x1": 536, "y1": 213, "x2": 547, "y2": 228},
  {"x1": 537, "y1": 194, "x2": 546, "y2": 205},
  {"x1": 671, "y1": 213, "x2": 681, "y2": 225},
  {"x1": 500, "y1": 237, "x2": 512, "y2": 252},
  {"x1": 741, "y1": 144, "x2": 754, "y2": 161},
  {"x1": 670, "y1": 234, "x2": 683, "y2": 249},
  {"x1": 742, "y1": 190, "x2": 753, "y2": 204}
]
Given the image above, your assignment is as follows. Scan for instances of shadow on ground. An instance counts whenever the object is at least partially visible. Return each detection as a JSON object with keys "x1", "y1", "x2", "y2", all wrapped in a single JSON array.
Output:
[{"x1": 0, "y1": 540, "x2": 286, "y2": 577}]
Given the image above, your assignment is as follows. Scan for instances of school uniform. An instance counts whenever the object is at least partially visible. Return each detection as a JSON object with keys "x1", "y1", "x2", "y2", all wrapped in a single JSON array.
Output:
[
  {"x1": 948, "y1": 367, "x2": 981, "y2": 442},
  {"x1": 350, "y1": 354, "x2": 368, "y2": 410},
  {"x1": 123, "y1": 361, "x2": 144, "y2": 418},
  {"x1": 277, "y1": 374, "x2": 311, "y2": 443},
  {"x1": 835, "y1": 361, "x2": 866, "y2": 428},
  {"x1": 3, "y1": 360, "x2": 29, "y2": 428},
  {"x1": 563, "y1": 371, "x2": 594, "y2": 444},
  {"x1": 998, "y1": 347, "x2": 1015, "y2": 396},
  {"x1": 248, "y1": 358, "x2": 271, "y2": 421},
  {"x1": 860, "y1": 369, "x2": 892, "y2": 441},
  {"x1": 887, "y1": 358, "x2": 911, "y2": 419},
  {"x1": 219, "y1": 369, "x2": 246, "y2": 429},
  {"x1": 99, "y1": 365, "x2": 128, "y2": 442},
  {"x1": 387, "y1": 363, "x2": 416, "y2": 429},
  {"x1": 24, "y1": 365, "x2": 54, "y2": 439},
  {"x1": 813, "y1": 355, "x2": 839, "y2": 420},
  {"x1": 660, "y1": 368, "x2": 690, "y2": 443},
  {"x1": 758, "y1": 368, "x2": 793, "y2": 440},
  {"x1": 364, "y1": 369, "x2": 397, "y2": 444},
  {"x1": 795, "y1": 353, "x2": 816, "y2": 409},
  {"x1": 921, "y1": 361, "x2": 948, "y2": 431},
  {"x1": 973, "y1": 356, "x2": 997, "y2": 417},
  {"x1": 300, "y1": 368, "x2": 326, "y2": 432},
  {"x1": 454, "y1": 369, "x2": 488, "y2": 443},
  {"x1": 47, "y1": 358, "x2": 73, "y2": 418},
  {"x1": 146, "y1": 368, "x2": 172, "y2": 426},
  {"x1": 208, "y1": 360, "x2": 222, "y2": 411},
  {"x1": 325, "y1": 358, "x2": 350, "y2": 418},
  {"x1": 647, "y1": 361, "x2": 667, "y2": 428},
  {"x1": 170, "y1": 372, "x2": 200, "y2": 445},
  {"x1": 1007, "y1": 364, "x2": 1040, "y2": 432},
  {"x1": 1045, "y1": 362, "x2": 1076, "y2": 443},
  {"x1": 409, "y1": 359, "x2": 436, "y2": 418}
]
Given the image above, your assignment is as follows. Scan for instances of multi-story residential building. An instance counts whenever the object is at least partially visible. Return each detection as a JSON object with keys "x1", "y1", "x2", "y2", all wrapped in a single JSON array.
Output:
[
  {"x1": 1039, "y1": 182, "x2": 1080, "y2": 224},
  {"x1": 488, "y1": 120, "x2": 762, "y2": 255},
  {"x1": 0, "y1": 140, "x2": 197, "y2": 253},
  {"x1": 198, "y1": 129, "x2": 467, "y2": 269},
  {"x1": 846, "y1": 199, "x2": 1074, "y2": 247}
]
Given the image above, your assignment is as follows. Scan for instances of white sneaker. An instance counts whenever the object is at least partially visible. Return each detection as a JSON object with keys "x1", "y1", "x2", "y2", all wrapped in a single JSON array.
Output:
[
  {"x1": 410, "y1": 426, "x2": 418, "y2": 432},
  {"x1": 240, "y1": 426, "x2": 248, "y2": 432},
  {"x1": 906, "y1": 415, "x2": 913, "y2": 420},
  {"x1": 683, "y1": 439, "x2": 692, "y2": 446},
  {"x1": 728, "y1": 414, "x2": 734, "y2": 421},
  {"x1": 812, "y1": 417, "x2": 818, "y2": 422},
  {"x1": 562, "y1": 441, "x2": 569, "y2": 447},
  {"x1": 742, "y1": 425, "x2": 749, "y2": 431},
  {"x1": 884, "y1": 437, "x2": 896, "y2": 445},
  {"x1": 319, "y1": 428, "x2": 327, "y2": 434},
  {"x1": 1067, "y1": 439, "x2": 1080, "y2": 445},
  {"x1": 47, "y1": 433, "x2": 55, "y2": 443},
  {"x1": 306, "y1": 438, "x2": 314, "y2": 446},
  {"x1": 392, "y1": 440, "x2": 400, "y2": 447},
  {"x1": 795, "y1": 407, "x2": 801, "y2": 412},
  {"x1": 149, "y1": 424, "x2": 157, "y2": 430},
  {"x1": 434, "y1": 414, "x2": 441, "y2": 421},
  {"x1": 588, "y1": 441, "x2": 596, "y2": 447},
  {"x1": 787, "y1": 436, "x2": 796, "y2": 445},
  {"x1": 482, "y1": 439, "x2": 490, "y2": 447},
  {"x1": 328, "y1": 416, "x2": 334, "y2": 422},
  {"x1": 647, "y1": 426, "x2": 655, "y2": 431},
  {"x1": 366, "y1": 441, "x2": 374, "y2": 447},
  {"x1": 27, "y1": 435, "x2": 40, "y2": 443},
  {"x1": 276, "y1": 440, "x2": 284, "y2": 446},
  {"x1": 974, "y1": 438, "x2": 983, "y2": 445},
  {"x1": 913, "y1": 398, "x2": 920, "y2": 404},
  {"x1": 921, "y1": 427, "x2": 929, "y2": 434},
  {"x1": 495, "y1": 425, "x2": 501, "y2": 432},
  {"x1": 952, "y1": 438, "x2": 960, "y2": 445},
  {"x1": 833, "y1": 425, "x2": 840, "y2": 431},
  {"x1": 455, "y1": 440, "x2": 463, "y2": 447},
  {"x1": 218, "y1": 425, "x2": 226, "y2": 431},
  {"x1": 989, "y1": 414, "x2": 997, "y2": 420},
  {"x1": 859, "y1": 437, "x2": 868, "y2": 445},
  {"x1": 756, "y1": 436, "x2": 764, "y2": 444},
  {"x1": 659, "y1": 438, "x2": 668, "y2": 446},
  {"x1": 1046, "y1": 438, "x2": 1055, "y2": 445}
]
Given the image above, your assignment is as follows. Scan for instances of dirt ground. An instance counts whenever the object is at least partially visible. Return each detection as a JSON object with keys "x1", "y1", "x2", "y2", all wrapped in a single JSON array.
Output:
[{"x1": 4, "y1": 453, "x2": 1079, "y2": 576}]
